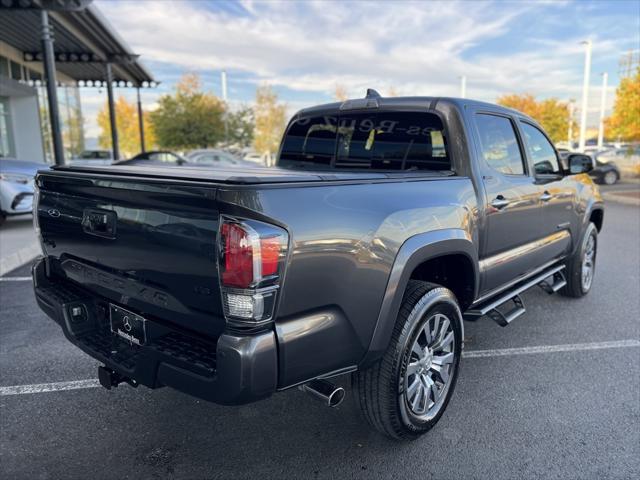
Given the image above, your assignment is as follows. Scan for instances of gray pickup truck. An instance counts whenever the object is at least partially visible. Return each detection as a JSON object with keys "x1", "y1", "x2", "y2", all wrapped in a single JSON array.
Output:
[{"x1": 32, "y1": 91, "x2": 603, "y2": 439}]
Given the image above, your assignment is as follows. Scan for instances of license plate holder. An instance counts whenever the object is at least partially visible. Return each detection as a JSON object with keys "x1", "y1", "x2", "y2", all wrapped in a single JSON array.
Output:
[{"x1": 110, "y1": 304, "x2": 147, "y2": 345}]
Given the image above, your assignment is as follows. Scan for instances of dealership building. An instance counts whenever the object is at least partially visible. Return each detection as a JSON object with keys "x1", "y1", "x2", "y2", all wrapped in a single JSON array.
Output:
[{"x1": 0, "y1": 0, "x2": 155, "y2": 164}]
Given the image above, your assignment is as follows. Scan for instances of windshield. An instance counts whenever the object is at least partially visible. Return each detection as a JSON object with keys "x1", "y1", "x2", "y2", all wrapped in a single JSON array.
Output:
[{"x1": 278, "y1": 111, "x2": 450, "y2": 172}]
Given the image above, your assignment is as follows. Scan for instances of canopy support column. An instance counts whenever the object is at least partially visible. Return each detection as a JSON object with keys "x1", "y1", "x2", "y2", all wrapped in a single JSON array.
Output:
[
  {"x1": 105, "y1": 62, "x2": 120, "y2": 161},
  {"x1": 136, "y1": 87, "x2": 146, "y2": 153},
  {"x1": 41, "y1": 10, "x2": 65, "y2": 166}
]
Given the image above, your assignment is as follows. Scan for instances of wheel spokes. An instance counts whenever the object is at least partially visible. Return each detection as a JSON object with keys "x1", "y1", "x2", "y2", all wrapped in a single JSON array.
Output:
[
  {"x1": 404, "y1": 312, "x2": 456, "y2": 417},
  {"x1": 406, "y1": 361, "x2": 421, "y2": 376}
]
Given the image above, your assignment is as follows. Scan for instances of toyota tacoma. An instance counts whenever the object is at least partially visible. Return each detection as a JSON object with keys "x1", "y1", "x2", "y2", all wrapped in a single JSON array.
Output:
[{"x1": 32, "y1": 91, "x2": 603, "y2": 439}]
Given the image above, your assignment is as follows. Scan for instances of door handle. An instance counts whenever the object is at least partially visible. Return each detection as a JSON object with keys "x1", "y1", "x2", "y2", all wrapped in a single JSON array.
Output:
[
  {"x1": 490, "y1": 196, "x2": 510, "y2": 209},
  {"x1": 540, "y1": 191, "x2": 553, "y2": 202}
]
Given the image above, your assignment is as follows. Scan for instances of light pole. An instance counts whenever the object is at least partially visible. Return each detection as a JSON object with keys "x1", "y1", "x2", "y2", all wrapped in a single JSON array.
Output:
[
  {"x1": 597, "y1": 72, "x2": 608, "y2": 150},
  {"x1": 221, "y1": 70, "x2": 228, "y2": 143},
  {"x1": 568, "y1": 100, "x2": 574, "y2": 147},
  {"x1": 459, "y1": 75, "x2": 467, "y2": 98},
  {"x1": 578, "y1": 40, "x2": 592, "y2": 153}
]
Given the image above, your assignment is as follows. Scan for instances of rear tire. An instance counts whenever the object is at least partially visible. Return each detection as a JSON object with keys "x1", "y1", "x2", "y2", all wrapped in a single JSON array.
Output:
[
  {"x1": 353, "y1": 281, "x2": 463, "y2": 439},
  {"x1": 560, "y1": 222, "x2": 598, "y2": 298}
]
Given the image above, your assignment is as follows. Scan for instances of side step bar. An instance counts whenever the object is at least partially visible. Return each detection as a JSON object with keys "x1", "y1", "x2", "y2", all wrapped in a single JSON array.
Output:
[{"x1": 466, "y1": 265, "x2": 566, "y2": 326}]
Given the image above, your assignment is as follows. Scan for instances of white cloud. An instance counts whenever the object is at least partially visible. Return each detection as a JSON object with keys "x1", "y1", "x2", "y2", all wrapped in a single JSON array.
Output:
[{"x1": 90, "y1": 0, "x2": 635, "y2": 131}]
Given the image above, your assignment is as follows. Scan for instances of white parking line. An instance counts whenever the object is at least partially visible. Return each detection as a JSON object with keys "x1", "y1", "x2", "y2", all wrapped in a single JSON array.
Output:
[
  {"x1": 0, "y1": 379, "x2": 100, "y2": 396},
  {"x1": 0, "y1": 276, "x2": 32, "y2": 282},
  {"x1": 1, "y1": 339, "x2": 638, "y2": 397},
  {"x1": 0, "y1": 340, "x2": 640, "y2": 397},
  {"x1": 462, "y1": 339, "x2": 640, "y2": 358}
]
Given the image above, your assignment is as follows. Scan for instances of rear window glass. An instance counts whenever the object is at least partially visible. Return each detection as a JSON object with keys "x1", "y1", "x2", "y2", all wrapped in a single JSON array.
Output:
[{"x1": 278, "y1": 111, "x2": 450, "y2": 172}]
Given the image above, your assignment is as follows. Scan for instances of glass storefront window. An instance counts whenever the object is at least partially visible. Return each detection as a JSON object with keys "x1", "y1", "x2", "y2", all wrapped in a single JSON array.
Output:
[
  {"x1": 0, "y1": 55, "x2": 9, "y2": 78},
  {"x1": 0, "y1": 97, "x2": 16, "y2": 158},
  {"x1": 10, "y1": 60, "x2": 23, "y2": 81}
]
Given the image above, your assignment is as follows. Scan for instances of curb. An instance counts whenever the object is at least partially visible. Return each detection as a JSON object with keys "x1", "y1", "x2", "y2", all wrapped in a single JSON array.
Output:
[
  {"x1": 0, "y1": 242, "x2": 40, "y2": 277},
  {"x1": 603, "y1": 192, "x2": 640, "y2": 207}
]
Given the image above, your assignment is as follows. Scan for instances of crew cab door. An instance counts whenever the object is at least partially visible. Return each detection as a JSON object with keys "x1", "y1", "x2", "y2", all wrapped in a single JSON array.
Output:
[
  {"x1": 471, "y1": 111, "x2": 548, "y2": 294},
  {"x1": 518, "y1": 120, "x2": 576, "y2": 252}
]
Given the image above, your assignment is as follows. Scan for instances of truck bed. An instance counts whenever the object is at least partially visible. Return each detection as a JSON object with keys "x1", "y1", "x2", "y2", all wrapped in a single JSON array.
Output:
[{"x1": 47, "y1": 164, "x2": 451, "y2": 185}]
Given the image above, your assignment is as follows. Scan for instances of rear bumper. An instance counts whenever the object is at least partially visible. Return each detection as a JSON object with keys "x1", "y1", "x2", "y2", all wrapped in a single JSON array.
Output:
[{"x1": 32, "y1": 258, "x2": 278, "y2": 405}]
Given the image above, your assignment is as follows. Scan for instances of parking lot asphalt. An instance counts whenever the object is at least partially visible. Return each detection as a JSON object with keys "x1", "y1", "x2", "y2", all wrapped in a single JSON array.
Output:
[{"x1": 1, "y1": 201, "x2": 639, "y2": 480}]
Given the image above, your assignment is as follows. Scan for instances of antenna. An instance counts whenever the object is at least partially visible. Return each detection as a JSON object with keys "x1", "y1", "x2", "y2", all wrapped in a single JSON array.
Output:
[{"x1": 365, "y1": 88, "x2": 382, "y2": 99}]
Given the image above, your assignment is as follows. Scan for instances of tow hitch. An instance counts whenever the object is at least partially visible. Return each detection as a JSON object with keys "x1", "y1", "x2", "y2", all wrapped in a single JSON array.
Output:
[{"x1": 97, "y1": 366, "x2": 138, "y2": 390}]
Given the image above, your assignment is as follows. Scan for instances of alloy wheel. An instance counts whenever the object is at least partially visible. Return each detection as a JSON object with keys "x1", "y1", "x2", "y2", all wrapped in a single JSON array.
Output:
[
  {"x1": 581, "y1": 234, "x2": 596, "y2": 291},
  {"x1": 403, "y1": 313, "x2": 455, "y2": 419}
]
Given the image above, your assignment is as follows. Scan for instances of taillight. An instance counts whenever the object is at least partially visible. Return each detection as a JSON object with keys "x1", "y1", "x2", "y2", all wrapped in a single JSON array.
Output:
[{"x1": 218, "y1": 216, "x2": 288, "y2": 328}]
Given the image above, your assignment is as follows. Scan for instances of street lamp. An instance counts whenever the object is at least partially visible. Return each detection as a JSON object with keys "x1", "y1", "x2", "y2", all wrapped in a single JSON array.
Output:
[
  {"x1": 597, "y1": 72, "x2": 608, "y2": 150},
  {"x1": 459, "y1": 75, "x2": 467, "y2": 98},
  {"x1": 578, "y1": 40, "x2": 592, "y2": 153}
]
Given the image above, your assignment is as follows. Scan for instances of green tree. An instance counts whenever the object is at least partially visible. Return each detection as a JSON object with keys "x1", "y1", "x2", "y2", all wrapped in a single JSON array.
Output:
[
  {"x1": 497, "y1": 93, "x2": 574, "y2": 143},
  {"x1": 97, "y1": 96, "x2": 155, "y2": 158},
  {"x1": 253, "y1": 85, "x2": 286, "y2": 156},
  {"x1": 150, "y1": 73, "x2": 225, "y2": 150},
  {"x1": 605, "y1": 67, "x2": 640, "y2": 141},
  {"x1": 226, "y1": 105, "x2": 254, "y2": 147}
]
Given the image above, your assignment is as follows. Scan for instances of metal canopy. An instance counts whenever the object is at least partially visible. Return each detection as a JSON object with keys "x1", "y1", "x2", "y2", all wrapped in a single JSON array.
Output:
[
  {"x1": 0, "y1": 3, "x2": 155, "y2": 86},
  {"x1": 0, "y1": 0, "x2": 155, "y2": 164}
]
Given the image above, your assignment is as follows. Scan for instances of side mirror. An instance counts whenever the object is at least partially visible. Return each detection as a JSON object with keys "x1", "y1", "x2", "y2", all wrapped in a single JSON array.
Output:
[{"x1": 567, "y1": 154, "x2": 594, "y2": 174}]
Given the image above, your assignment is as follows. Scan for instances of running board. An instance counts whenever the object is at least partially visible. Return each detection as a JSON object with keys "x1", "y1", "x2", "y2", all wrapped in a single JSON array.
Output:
[
  {"x1": 537, "y1": 270, "x2": 567, "y2": 294},
  {"x1": 465, "y1": 264, "x2": 565, "y2": 326}
]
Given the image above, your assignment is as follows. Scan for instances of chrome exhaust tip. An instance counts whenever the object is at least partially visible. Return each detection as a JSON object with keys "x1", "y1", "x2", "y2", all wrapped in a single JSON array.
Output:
[{"x1": 299, "y1": 379, "x2": 345, "y2": 407}]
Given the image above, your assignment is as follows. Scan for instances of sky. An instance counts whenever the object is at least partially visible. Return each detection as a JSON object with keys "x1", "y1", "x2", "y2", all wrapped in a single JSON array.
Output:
[{"x1": 81, "y1": 0, "x2": 640, "y2": 140}]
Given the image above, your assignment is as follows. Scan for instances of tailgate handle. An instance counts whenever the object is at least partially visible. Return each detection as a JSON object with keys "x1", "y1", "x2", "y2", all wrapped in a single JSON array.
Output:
[{"x1": 82, "y1": 208, "x2": 117, "y2": 239}]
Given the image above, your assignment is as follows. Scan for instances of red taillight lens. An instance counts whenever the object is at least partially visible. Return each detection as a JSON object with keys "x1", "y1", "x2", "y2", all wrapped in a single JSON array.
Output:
[
  {"x1": 221, "y1": 222, "x2": 254, "y2": 288},
  {"x1": 220, "y1": 218, "x2": 287, "y2": 289},
  {"x1": 260, "y1": 237, "x2": 281, "y2": 277}
]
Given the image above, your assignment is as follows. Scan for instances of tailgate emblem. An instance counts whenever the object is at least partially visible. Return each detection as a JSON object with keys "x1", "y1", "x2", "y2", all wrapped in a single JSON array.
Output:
[{"x1": 47, "y1": 209, "x2": 60, "y2": 217}]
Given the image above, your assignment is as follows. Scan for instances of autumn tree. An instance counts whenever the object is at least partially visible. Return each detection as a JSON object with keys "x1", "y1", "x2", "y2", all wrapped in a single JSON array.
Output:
[
  {"x1": 226, "y1": 105, "x2": 254, "y2": 147},
  {"x1": 334, "y1": 84, "x2": 348, "y2": 101},
  {"x1": 149, "y1": 73, "x2": 225, "y2": 150},
  {"x1": 386, "y1": 86, "x2": 399, "y2": 97},
  {"x1": 605, "y1": 67, "x2": 640, "y2": 141},
  {"x1": 497, "y1": 93, "x2": 574, "y2": 143},
  {"x1": 97, "y1": 96, "x2": 155, "y2": 158},
  {"x1": 253, "y1": 85, "x2": 287, "y2": 156}
]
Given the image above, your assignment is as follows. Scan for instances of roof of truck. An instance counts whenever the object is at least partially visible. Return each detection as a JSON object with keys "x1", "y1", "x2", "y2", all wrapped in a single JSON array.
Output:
[{"x1": 296, "y1": 95, "x2": 532, "y2": 123}]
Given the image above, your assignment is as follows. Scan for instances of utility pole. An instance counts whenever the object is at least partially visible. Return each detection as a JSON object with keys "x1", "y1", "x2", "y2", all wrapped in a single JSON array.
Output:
[
  {"x1": 221, "y1": 70, "x2": 228, "y2": 144},
  {"x1": 568, "y1": 100, "x2": 574, "y2": 147},
  {"x1": 459, "y1": 75, "x2": 466, "y2": 98},
  {"x1": 597, "y1": 72, "x2": 608, "y2": 150},
  {"x1": 578, "y1": 40, "x2": 592, "y2": 153}
]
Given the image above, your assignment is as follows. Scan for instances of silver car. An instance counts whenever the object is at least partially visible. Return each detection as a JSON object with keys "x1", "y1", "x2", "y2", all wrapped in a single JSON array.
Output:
[
  {"x1": 0, "y1": 159, "x2": 48, "y2": 226},
  {"x1": 186, "y1": 149, "x2": 255, "y2": 168}
]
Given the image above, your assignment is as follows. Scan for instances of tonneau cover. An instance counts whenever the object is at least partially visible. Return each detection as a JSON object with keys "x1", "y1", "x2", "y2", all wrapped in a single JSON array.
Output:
[{"x1": 46, "y1": 164, "x2": 450, "y2": 185}]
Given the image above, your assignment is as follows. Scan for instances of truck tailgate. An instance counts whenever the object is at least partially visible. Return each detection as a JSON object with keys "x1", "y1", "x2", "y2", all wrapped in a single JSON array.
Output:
[{"x1": 36, "y1": 172, "x2": 224, "y2": 338}]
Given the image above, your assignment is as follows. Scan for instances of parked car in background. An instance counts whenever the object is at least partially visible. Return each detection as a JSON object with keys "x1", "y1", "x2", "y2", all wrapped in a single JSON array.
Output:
[
  {"x1": 559, "y1": 150, "x2": 620, "y2": 185},
  {"x1": 0, "y1": 159, "x2": 47, "y2": 225},
  {"x1": 70, "y1": 150, "x2": 113, "y2": 166},
  {"x1": 243, "y1": 151, "x2": 276, "y2": 166},
  {"x1": 114, "y1": 150, "x2": 188, "y2": 166},
  {"x1": 590, "y1": 159, "x2": 621, "y2": 185},
  {"x1": 186, "y1": 149, "x2": 254, "y2": 168}
]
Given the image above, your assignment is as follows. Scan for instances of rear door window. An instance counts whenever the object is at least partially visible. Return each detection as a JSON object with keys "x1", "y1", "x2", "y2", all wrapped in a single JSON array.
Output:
[
  {"x1": 520, "y1": 122, "x2": 561, "y2": 175},
  {"x1": 475, "y1": 114, "x2": 525, "y2": 175},
  {"x1": 278, "y1": 111, "x2": 450, "y2": 172}
]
